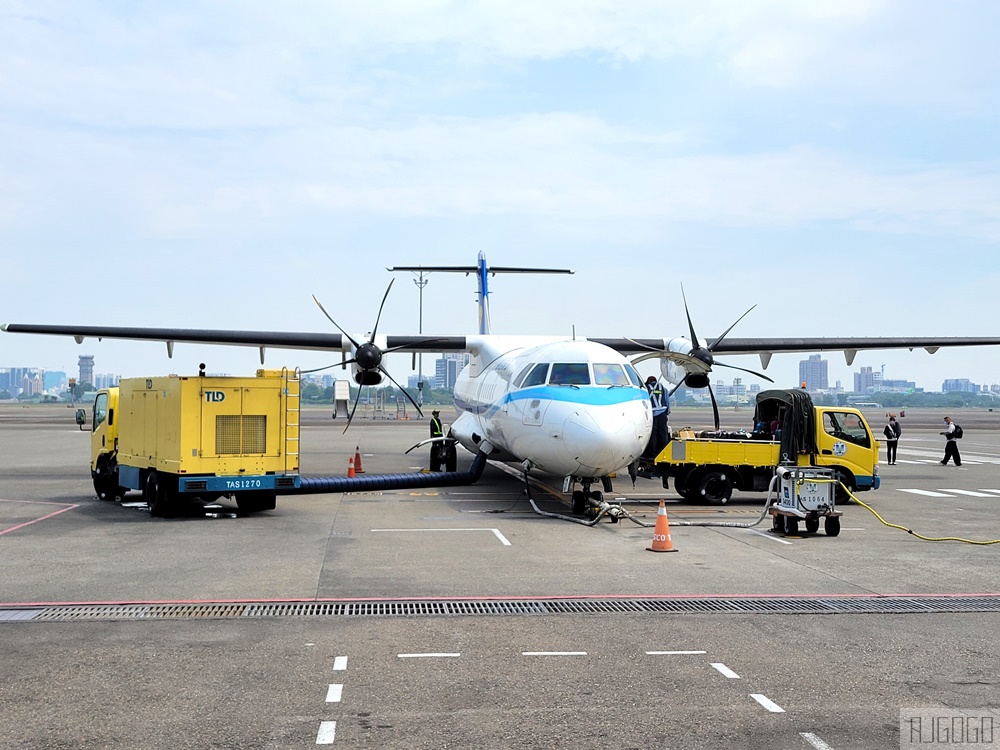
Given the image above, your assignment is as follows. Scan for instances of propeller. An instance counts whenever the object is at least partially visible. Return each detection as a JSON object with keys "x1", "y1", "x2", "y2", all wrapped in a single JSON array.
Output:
[
  {"x1": 632, "y1": 286, "x2": 774, "y2": 431},
  {"x1": 312, "y1": 279, "x2": 426, "y2": 432}
]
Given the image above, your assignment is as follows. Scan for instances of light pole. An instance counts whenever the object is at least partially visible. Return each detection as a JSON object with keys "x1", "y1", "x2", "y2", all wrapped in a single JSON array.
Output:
[{"x1": 413, "y1": 271, "x2": 428, "y2": 406}]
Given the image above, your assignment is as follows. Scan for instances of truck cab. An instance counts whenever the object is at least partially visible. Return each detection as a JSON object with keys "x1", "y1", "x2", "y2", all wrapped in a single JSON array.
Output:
[
  {"x1": 90, "y1": 387, "x2": 125, "y2": 500},
  {"x1": 814, "y1": 406, "x2": 881, "y2": 493}
]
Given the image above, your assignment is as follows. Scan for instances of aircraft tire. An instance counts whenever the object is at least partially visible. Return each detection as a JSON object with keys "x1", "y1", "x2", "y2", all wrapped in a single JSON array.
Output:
[
  {"x1": 445, "y1": 444, "x2": 457, "y2": 473},
  {"x1": 572, "y1": 491, "x2": 586, "y2": 515}
]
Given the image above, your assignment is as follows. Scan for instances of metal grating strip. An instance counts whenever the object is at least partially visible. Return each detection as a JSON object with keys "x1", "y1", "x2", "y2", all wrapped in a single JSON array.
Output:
[{"x1": 8, "y1": 596, "x2": 1000, "y2": 623}]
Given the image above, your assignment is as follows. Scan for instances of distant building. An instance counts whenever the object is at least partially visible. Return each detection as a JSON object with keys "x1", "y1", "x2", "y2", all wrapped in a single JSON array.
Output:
[
  {"x1": 942, "y1": 378, "x2": 978, "y2": 393},
  {"x1": 434, "y1": 353, "x2": 470, "y2": 390},
  {"x1": 93, "y1": 373, "x2": 121, "y2": 389},
  {"x1": 43, "y1": 371, "x2": 67, "y2": 390},
  {"x1": 854, "y1": 366, "x2": 877, "y2": 393},
  {"x1": 78, "y1": 355, "x2": 95, "y2": 386},
  {"x1": 798, "y1": 355, "x2": 828, "y2": 391}
]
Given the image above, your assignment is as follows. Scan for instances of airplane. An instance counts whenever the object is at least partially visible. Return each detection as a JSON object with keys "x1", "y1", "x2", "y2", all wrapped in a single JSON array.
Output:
[{"x1": 6, "y1": 252, "x2": 1000, "y2": 524}]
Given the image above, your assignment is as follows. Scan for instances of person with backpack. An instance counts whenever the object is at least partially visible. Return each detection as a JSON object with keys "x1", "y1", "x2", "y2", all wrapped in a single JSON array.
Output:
[
  {"x1": 939, "y1": 416, "x2": 963, "y2": 466},
  {"x1": 883, "y1": 415, "x2": 901, "y2": 464}
]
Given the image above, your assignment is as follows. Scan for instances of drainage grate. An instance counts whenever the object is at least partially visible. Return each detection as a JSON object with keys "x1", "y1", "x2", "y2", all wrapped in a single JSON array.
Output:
[{"x1": 4, "y1": 596, "x2": 1000, "y2": 623}]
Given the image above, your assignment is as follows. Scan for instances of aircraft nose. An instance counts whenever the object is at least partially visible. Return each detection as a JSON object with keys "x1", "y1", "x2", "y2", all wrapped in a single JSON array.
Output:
[{"x1": 562, "y1": 404, "x2": 648, "y2": 475}]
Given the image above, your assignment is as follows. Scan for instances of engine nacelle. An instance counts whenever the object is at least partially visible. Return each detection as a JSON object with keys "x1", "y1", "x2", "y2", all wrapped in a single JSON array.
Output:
[
  {"x1": 352, "y1": 364, "x2": 384, "y2": 386},
  {"x1": 684, "y1": 372, "x2": 710, "y2": 389}
]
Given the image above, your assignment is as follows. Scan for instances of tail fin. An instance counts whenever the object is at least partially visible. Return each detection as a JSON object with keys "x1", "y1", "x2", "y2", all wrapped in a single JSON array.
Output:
[{"x1": 388, "y1": 253, "x2": 573, "y2": 335}]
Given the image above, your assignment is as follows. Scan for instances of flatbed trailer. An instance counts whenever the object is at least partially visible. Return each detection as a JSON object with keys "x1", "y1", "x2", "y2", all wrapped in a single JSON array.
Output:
[{"x1": 652, "y1": 389, "x2": 880, "y2": 504}]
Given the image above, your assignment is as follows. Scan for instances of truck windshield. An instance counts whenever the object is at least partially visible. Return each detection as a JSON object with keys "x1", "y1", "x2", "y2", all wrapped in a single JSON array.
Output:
[
  {"x1": 93, "y1": 392, "x2": 108, "y2": 430},
  {"x1": 823, "y1": 411, "x2": 870, "y2": 448}
]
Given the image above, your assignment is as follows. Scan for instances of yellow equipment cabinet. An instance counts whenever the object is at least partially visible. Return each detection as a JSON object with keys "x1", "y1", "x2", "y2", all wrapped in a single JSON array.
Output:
[
  {"x1": 90, "y1": 369, "x2": 301, "y2": 516},
  {"x1": 653, "y1": 389, "x2": 880, "y2": 505}
]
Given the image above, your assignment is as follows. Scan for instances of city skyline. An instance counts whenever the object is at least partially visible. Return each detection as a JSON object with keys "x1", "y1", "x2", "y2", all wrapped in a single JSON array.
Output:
[{"x1": 3, "y1": 4, "x2": 1000, "y2": 390}]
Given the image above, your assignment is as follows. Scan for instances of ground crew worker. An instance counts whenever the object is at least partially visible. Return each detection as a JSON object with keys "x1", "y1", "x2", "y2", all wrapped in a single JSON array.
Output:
[
  {"x1": 429, "y1": 409, "x2": 444, "y2": 469},
  {"x1": 643, "y1": 376, "x2": 670, "y2": 460},
  {"x1": 939, "y1": 416, "x2": 962, "y2": 466}
]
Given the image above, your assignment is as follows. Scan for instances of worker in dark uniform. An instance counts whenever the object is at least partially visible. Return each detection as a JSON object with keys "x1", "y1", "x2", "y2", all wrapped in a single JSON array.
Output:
[
  {"x1": 643, "y1": 376, "x2": 670, "y2": 460},
  {"x1": 429, "y1": 409, "x2": 444, "y2": 470}
]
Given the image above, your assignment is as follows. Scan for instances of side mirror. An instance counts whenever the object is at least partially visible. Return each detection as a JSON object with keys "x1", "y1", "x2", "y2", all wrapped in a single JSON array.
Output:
[{"x1": 75, "y1": 408, "x2": 87, "y2": 430}]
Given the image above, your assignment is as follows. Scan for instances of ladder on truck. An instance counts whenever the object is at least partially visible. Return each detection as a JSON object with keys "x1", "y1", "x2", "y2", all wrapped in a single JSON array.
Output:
[{"x1": 282, "y1": 367, "x2": 301, "y2": 476}]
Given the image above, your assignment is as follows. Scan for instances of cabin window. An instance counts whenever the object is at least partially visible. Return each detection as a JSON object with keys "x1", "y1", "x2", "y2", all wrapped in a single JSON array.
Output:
[
  {"x1": 593, "y1": 363, "x2": 630, "y2": 386},
  {"x1": 822, "y1": 411, "x2": 871, "y2": 448},
  {"x1": 513, "y1": 364, "x2": 533, "y2": 388},
  {"x1": 623, "y1": 364, "x2": 643, "y2": 387},
  {"x1": 521, "y1": 363, "x2": 550, "y2": 388},
  {"x1": 549, "y1": 363, "x2": 590, "y2": 385},
  {"x1": 93, "y1": 392, "x2": 108, "y2": 430}
]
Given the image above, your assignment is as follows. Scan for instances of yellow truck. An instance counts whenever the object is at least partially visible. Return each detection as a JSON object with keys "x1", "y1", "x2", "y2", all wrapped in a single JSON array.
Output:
[
  {"x1": 652, "y1": 389, "x2": 880, "y2": 505},
  {"x1": 90, "y1": 369, "x2": 301, "y2": 516}
]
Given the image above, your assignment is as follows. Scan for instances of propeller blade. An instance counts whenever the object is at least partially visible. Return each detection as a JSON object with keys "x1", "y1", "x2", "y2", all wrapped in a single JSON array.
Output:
[
  {"x1": 631, "y1": 350, "x2": 704, "y2": 367},
  {"x1": 680, "y1": 284, "x2": 701, "y2": 350},
  {"x1": 312, "y1": 294, "x2": 362, "y2": 349},
  {"x1": 714, "y1": 361, "x2": 774, "y2": 382},
  {"x1": 299, "y1": 362, "x2": 340, "y2": 374},
  {"x1": 343, "y1": 383, "x2": 364, "y2": 433},
  {"x1": 710, "y1": 304, "x2": 756, "y2": 351},
  {"x1": 708, "y1": 382, "x2": 720, "y2": 431},
  {"x1": 624, "y1": 336, "x2": 663, "y2": 353},
  {"x1": 369, "y1": 279, "x2": 394, "y2": 342},
  {"x1": 378, "y1": 365, "x2": 424, "y2": 418}
]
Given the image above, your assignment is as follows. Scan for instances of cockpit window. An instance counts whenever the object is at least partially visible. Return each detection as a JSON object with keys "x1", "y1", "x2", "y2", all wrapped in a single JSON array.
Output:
[
  {"x1": 513, "y1": 364, "x2": 533, "y2": 388},
  {"x1": 623, "y1": 363, "x2": 643, "y2": 387},
  {"x1": 593, "y1": 363, "x2": 629, "y2": 386},
  {"x1": 549, "y1": 363, "x2": 590, "y2": 385},
  {"x1": 521, "y1": 363, "x2": 550, "y2": 388}
]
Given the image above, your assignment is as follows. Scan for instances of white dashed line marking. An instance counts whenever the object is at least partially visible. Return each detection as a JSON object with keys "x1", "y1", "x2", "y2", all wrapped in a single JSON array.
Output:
[
  {"x1": 397, "y1": 653, "x2": 461, "y2": 658},
  {"x1": 749, "y1": 529, "x2": 793, "y2": 545},
  {"x1": 646, "y1": 650, "x2": 707, "y2": 655},
  {"x1": 316, "y1": 721, "x2": 337, "y2": 744},
  {"x1": 800, "y1": 731, "x2": 835, "y2": 749},
  {"x1": 898, "y1": 489, "x2": 955, "y2": 497},
  {"x1": 333, "y1": 656, "x2": 347, "y2": 671},
  {"x1": 941, "y1": 489, "x2": 995, "y2": 497},
  {"x1": 710, "y1": 663, "x2": 740, "y2": 679},
  {"x1": 522, "y1": 651, "x2": 587, "y2": 656},
  {"x1": 371, "y1": 528, "x2": 512, "y2": 545},
  {"x1": 325, "y1": 684, "x2": 343, "y2": 703},
  {"x1": 750, "y1": 693, "x2": 785, "y2": 712}
]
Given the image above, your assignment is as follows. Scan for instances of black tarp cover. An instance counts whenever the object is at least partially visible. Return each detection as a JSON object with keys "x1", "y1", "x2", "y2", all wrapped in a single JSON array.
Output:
[{"x1": 753, "y1": 389, "x2": 816, "y2": 463}]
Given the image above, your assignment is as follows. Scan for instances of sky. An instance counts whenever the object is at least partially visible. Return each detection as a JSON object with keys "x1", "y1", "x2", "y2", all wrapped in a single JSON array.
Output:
[{"x1": 2, "y1": 1, "x2": 1000, "y2": 393}]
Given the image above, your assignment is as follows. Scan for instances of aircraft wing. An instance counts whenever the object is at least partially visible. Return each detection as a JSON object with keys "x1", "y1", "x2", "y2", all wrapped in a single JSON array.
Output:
[
  {"x1": 0, "y1": 324, "x2": 469, "y2": 356},
  {"x1": 591, "y1": 335, "x2": 1000, "y2": 368}
]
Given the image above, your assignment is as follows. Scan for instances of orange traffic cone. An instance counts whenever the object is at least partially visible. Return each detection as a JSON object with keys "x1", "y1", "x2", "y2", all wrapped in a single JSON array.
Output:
[
  {"x1": 347, "y1": 455, "x2": 356, "y2": 478},
  {"x1": 646, "y1": 499, "x2": 677, "y2": 553},
  {"x1": 354, "y1": 446, "x2": 365, "y2": 473}
]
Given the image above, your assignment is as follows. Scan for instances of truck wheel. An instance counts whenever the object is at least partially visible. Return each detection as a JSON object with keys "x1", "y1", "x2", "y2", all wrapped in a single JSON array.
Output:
[
  {"x1": 825, "y1": 515, "x2": 841, "y2": 537},
  {"x1": 831, "y1": 469, "x2": 854, "y2": 505},
  {"x1": 93, "y1": 455, "x2": 121, "y2": 501},
  {"x1": 145, "y1": 472, "x2": 175, "y2": 518},
  {"x1": 698, "y1": 471, "x2": 733, "y2": 505},
  {"x1": 673, "y1": 472, "x2": 689, "y2": 498}
]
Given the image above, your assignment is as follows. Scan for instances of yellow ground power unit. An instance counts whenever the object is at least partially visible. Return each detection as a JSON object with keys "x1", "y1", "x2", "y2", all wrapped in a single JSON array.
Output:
[{"x1": 89, "y1": 368, "x2": 301, "y2": 516}]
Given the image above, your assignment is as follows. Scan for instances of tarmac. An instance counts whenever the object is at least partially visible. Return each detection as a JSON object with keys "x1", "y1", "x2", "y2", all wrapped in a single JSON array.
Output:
[{"x1": 1, "y1": 403, "x2": 999, "y2": 749}]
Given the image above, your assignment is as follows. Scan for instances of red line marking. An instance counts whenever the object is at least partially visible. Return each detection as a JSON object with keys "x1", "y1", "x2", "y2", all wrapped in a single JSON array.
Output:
[{"x1": 0, "y1": 501, "x2": 80, "y2": 537}]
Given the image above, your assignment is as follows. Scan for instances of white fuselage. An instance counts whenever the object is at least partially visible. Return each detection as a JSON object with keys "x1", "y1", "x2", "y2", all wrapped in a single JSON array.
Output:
[{"x1": 449, "y1": 337, "x2": 652, "y2": 478}]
